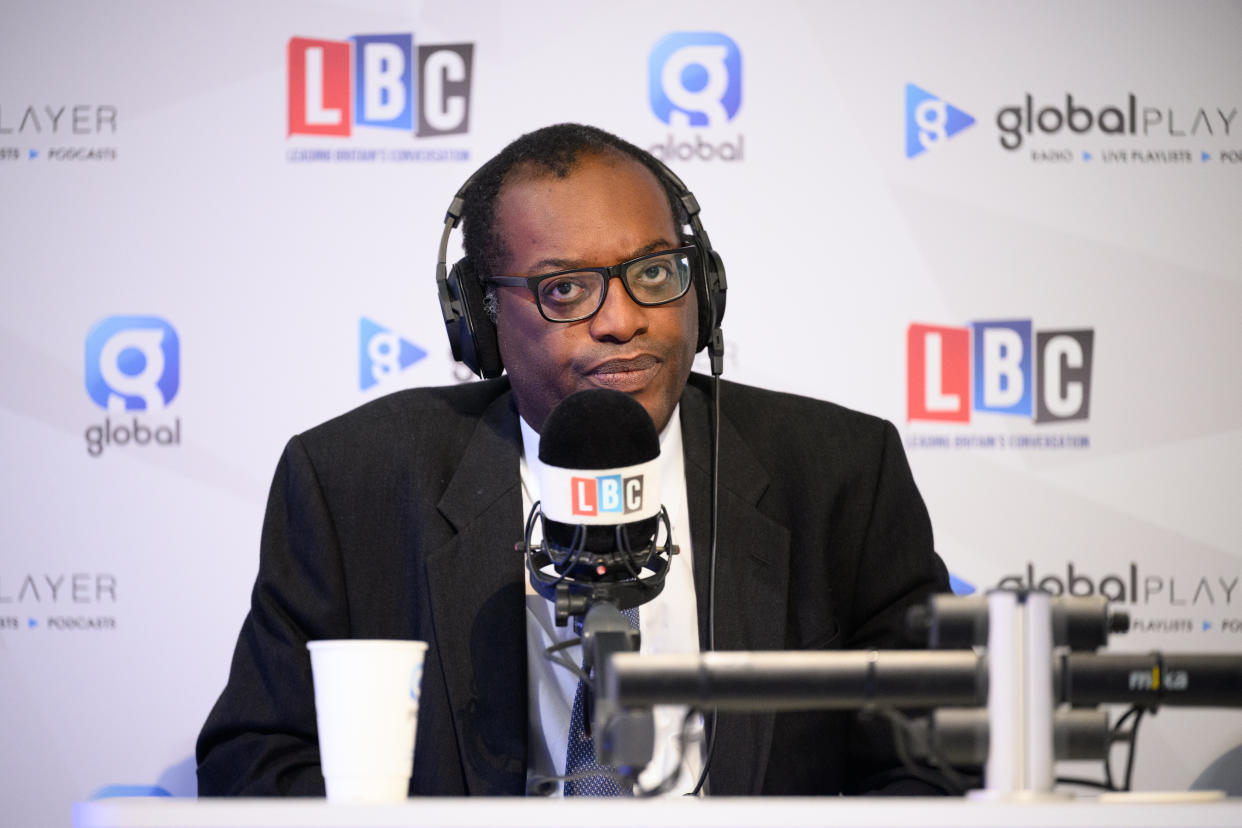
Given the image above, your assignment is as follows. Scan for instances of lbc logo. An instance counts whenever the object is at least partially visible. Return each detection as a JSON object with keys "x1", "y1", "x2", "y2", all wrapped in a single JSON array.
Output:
[
  {"x1": 571, "y1": 474, "x2": 645, "y2": 517},
  {"x1": 287, "y1": 34, "x2": 473, "y2": 137},
  {"x1": 907, "y1": 320, "x2": 1094, "y2": 423}
]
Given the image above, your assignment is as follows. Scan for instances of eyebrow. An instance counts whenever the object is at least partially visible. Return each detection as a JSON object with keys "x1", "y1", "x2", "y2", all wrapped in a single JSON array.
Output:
[{"x1": 523, "y1": 239, "x2": 676, "y2": 275}]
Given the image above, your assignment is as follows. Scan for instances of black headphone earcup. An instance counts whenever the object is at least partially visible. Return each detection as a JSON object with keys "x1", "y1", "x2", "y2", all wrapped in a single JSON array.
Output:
[
  {"x1": 443, "y1": 258, "x2": 504, "y2": 378},
  {"x1": 695, "y1": 249, "x2": 727, "y2": 352},
  {"x1": 708, "y1": 249, "x2": 726, "y2": 329}
]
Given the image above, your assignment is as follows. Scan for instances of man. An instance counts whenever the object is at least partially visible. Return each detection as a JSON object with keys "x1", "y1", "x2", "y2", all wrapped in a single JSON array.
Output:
[{"x1": 196, "y1": 123, "x2": 949, "y2": 796}]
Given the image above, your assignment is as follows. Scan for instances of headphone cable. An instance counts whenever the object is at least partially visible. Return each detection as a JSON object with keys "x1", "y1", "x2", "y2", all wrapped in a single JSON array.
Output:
[{"x1": 690, "y1": 330, "x2": 724, "y2": 796}]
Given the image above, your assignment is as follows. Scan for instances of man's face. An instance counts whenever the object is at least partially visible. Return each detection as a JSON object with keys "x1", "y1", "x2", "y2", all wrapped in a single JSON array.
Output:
[{"x1": 493, "y1": 153, "x2": 698, "y2": 433}]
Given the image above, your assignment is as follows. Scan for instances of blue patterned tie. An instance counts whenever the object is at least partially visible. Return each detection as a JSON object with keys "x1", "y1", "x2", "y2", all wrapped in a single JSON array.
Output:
[{"x1": 563, "y1": 606, "x2": 639, "y2": 796}]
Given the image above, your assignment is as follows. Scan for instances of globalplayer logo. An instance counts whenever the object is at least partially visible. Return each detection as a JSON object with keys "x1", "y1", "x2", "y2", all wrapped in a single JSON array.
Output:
[
  {"x1": 647, "y1": 32, "x2": 744, "y2": 163},
  {"x1": 359, "y1": 317, "x2": 426, "y2": 391},
  {"x1": 84, "y1": 316, "x2": 181, "y2": 457},
  {"x1": 906, "y1": 83, "x2": 975, "y2": 158}
]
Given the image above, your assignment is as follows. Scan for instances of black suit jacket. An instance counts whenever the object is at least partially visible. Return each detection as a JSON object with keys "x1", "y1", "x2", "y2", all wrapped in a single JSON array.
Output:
[{"x1": 196, "y1": 374, "x2": 949, "y2": 796}]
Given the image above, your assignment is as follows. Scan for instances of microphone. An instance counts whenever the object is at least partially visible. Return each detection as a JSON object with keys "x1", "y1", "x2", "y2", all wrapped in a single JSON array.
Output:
[
  {"x1": 605, "y1": 650, "x2": 1242, "y2": 710},
  {"x1": 523, "y1": 389, "x2": 678, "y2": 775},
  {"x1": 1061, "y1": 652, "x2": 1242, "y2": 707},
  {"x1": 906, "y1": 594, "x2": 1131, "y2": 651},
  {"x1": 538, "y1": 388, "x2": 661, "y2": 578},
  {"x1": 522, "y1": 389, "x2": 678, "y2": 625}
]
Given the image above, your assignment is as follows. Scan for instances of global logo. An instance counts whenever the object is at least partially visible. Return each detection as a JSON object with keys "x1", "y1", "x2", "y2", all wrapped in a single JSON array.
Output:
[
  {"x1": 359, "y1": 317, "x2": 427, "y2": 391},
  {"x1": 907, "y1": 319, "x2": 1094, "y2": 424},
  {"x1": 649, "y1": 32, "x2": 742, "y2": 128},
  {"x1": 287, "y1": 34, "x2": 474, "y2": 137},
  {"x1": 906, "y1": 83, "x2": 975, "y2": 158},
  {"x1": 84, "y1": 316, "x2": 182, "y2": 457},
  {"x1": 85, "y1": 316, "x2": 179, "y2": 411}
]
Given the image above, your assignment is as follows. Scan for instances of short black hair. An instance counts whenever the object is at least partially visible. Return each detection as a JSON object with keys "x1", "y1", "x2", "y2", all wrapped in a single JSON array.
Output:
[{"x1": 460, "y1": 123, "x2": 688, "y2": 281}]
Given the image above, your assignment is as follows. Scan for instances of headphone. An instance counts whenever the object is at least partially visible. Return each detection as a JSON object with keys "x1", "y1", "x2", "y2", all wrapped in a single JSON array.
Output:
[{"x1": 435, "y1": 156, "x2": 727, "y2": 379}]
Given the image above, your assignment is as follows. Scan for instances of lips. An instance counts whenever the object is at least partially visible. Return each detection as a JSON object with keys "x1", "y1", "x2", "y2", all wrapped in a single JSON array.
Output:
[{"x1": 584, "y1": 354, "x2": 662, "y2": 391}]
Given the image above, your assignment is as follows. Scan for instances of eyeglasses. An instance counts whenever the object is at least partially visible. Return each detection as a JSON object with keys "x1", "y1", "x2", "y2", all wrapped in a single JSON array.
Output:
[{"x1": 484, "y1": 245, "x2": 697, "y2": 323}]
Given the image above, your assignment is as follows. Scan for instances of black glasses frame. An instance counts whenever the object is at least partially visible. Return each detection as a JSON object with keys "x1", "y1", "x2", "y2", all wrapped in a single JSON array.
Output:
[{"x1": 484, "y1": 245, "x2": 697, "y2": 323}]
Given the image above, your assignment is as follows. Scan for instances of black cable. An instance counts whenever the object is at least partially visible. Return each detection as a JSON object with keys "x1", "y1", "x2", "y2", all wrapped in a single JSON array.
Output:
[
  {"x1": 1105, "y1": 704, "x2": 1143, "y2": 792},
  {"x1": 637, "y1": 708, "x2": 706, "y2": 797},
  {"x1": 541, "y1": 638, "x2": 588, "y2": 683},
  {"x1": 1056, "y1": 776, "x2": 1115, "y2": 791},
  {"x1": 689, "y1": 369, "x2": 722, "y2": 796},
  {"x1": 862, "y1": 706, "x2": 969, "y2": 796},
  {"x1": 1122, "y1": 707, "x2": 1145, "y2": 791}
]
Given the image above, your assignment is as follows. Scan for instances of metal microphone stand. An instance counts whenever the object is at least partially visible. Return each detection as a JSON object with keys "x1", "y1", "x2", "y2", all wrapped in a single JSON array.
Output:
[
  {"x1": 522, "y1": 503, "x2": 680, "y2": 774},
  {"x1": 580, "y1": 602, "x2": 654, "y2": 775}
]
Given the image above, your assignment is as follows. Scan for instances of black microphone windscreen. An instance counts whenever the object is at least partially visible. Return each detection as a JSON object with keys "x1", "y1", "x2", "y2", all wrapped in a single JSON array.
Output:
[
  {"x1": 539, "y1": 389, "x2": 659, "y2": 470},
  {"x1": 537, "y1": 389, "x2": 662, "y2": 565}
]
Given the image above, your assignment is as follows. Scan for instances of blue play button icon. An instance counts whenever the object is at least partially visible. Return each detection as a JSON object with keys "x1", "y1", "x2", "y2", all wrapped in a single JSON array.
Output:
[
  {"x1": 359, "y1": 317, "x2": 427, "y2": 390},
  {"x1": 906, "y1": 84, "x2": 975, "y2": 158}
]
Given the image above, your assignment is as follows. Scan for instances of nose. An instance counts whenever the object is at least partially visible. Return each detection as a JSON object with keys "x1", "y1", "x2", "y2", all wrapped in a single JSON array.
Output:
[{"x1": 588, "y1": 275, "x2": 647, "y2": 343}]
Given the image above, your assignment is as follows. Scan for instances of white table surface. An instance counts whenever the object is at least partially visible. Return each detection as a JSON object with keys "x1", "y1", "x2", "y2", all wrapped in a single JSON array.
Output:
[{"x1": 73, "y1": 795, "x2": 1242, "y2": 828}]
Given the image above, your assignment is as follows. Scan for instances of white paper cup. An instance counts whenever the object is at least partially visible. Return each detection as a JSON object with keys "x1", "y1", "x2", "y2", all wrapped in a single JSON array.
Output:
[{"x1": 307, "y1": 639, "x2": 428, "y2": 803}]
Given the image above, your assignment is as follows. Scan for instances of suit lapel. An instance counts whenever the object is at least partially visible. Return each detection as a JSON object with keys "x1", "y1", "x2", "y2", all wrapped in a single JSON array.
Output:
[
  {"x1": 680, "y1": 377, "x2": 791, "y2": 795},
  {"x1": 425, "y1": 390, "x2": 529, "y2": 795}
]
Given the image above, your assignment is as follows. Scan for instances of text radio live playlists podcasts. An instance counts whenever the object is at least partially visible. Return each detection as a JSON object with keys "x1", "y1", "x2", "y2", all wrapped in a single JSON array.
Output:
[
  {"x1": 0, "y1": 573, "x2": 118, "y2": 633},
  {"x1": 0, "y1": 104, "x2": 118, "y2": 162}
]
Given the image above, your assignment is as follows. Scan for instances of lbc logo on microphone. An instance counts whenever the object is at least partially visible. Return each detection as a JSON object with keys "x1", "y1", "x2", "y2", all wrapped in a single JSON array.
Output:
[
  {"x1": 907, "y1": 320, "x2": 1094, "y2": 423},
  {"x1": 571, "y1": 474, "x2": 645, "y2": 517},
  {"x1": 287, "y1": 33, "x2": 473, "y2": 137}
]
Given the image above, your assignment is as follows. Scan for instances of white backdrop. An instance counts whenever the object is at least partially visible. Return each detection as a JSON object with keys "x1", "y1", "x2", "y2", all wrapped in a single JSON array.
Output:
[{"x1": 2, "y1": 2, "x2": 1240, "y2": 826}]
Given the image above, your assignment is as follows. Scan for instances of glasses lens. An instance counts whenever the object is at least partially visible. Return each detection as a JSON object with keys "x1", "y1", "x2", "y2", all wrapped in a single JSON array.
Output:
[
  {"x1": 624, "y1": 250, "x2": 692, "y2": 304},
  {"x1": 536, "y1": 271, "x2": 605, "y2": 320}
]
